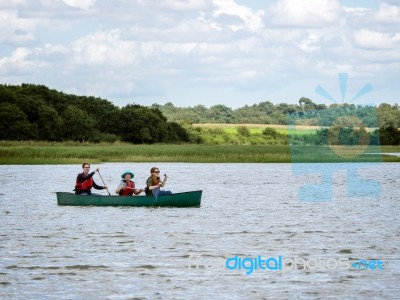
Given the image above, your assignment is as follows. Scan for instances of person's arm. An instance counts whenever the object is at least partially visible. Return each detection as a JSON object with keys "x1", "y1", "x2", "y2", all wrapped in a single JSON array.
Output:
[
  {"x1": 93, "y1": 180, "x2": 107, "y2": 190},
  {"x1": 77, "y1": 171, "x2": 95, "y2": 183},
  {"x1": 160, "y1": 174, "x2": 168, "y2": 187},
  {"x1": 115, "y1": 181, "x2": 126, "y2": 194},
  {"x1": 133, "y1": 188, "x2": 144, "y2": 195}
]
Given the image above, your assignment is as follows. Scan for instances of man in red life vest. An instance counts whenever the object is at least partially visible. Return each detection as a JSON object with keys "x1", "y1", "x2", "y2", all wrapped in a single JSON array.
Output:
[
  {"x1": 115, "y1": 170, "x2": 144, "y2": 196},
  {"x1": 74, "y1": 163, "x2": 108, "y2": 195}
]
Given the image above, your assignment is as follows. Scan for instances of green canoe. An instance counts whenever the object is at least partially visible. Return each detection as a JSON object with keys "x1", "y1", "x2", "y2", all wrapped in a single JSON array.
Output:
[{"x1": 56, "y1": 190, "x2": 202, "y2": 207}]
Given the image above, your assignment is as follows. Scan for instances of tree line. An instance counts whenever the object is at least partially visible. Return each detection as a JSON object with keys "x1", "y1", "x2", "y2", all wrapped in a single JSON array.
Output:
[
  {"x1": 154, "y1": 98, "x2": 400, "y2": 145},
  {"x1": 1, "y1": 84, "x2": 399, "y2": 145},
  {"x1": 289, "y1": 127, "x2": 400, "y2": 146},
  {"x1": 153, "y1": 97, "x2": 400, "y2": 129},
  {"x1": 186, "y1": 125, "x2": 400, "y2": 146},
  {"x1": 0, "y1": 84, "x2": 189, "y2": 143}
]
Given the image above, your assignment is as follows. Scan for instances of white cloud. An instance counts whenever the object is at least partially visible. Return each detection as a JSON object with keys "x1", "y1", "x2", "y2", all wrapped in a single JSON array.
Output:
[
  {"x1": 0, "y1": 9, "x2": 40, "y2": 41},
  {"x1": 267, "y1": 0, "x2": 341, "y2": 27},
  {"x1": 342, "y1": 6, "x2": 371, "y2": 17},
  {"x1": 71, "y1": 29, "x2": 137, "y2": 66},
  {"x1": 62, "y1": 0, "x2": 97, "y2": 10},
  {"x1": 3, "y1": 30, "x2": 38, "y2": 46},
  {"x1": 354, "y1": 29, "x2": 400, "y2": 49},
  {"x1": 295, "y1": 32, "x2": 321, "y2": 53},
  {"x1": 0, "y1": 0, "x2": 26, "y2": 8},
  {"x1": 0, "y1": 0, "x2": 399, "y2": 107},
  {"x1": 0, "y1": 47, "x2": 41, "y2": 76},
  {"x1": 163, "y1": 0, "x2": 209, "y2": 11},
  {"x1": 374, "y1": 3, "x2": 400, "y2": 25},
  {"x1": 0, "y1": 47, "x2": 29, "y2": 64},
  {"x1": 212, "y1": 0, "x2": 264, "y2": 31}
]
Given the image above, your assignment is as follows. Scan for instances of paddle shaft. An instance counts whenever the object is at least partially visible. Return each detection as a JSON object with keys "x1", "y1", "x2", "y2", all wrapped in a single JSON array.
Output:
[
  {"x1": 152, "y1": 185, "x2": 160, "y2": 199},
  {"x1": 97, "y1": 170, "x2": 111, "y2": 195},
  {"x1": 125, "y1": 187, "x2": 144, "y2": 193},
  {"x1": 152, "y1": 174, "x2": 167, "y2": 198}
]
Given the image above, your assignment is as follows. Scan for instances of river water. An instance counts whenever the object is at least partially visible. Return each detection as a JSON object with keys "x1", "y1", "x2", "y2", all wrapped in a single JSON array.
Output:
[{"x1": 0, "y1": 163, "x2": 399, "y2": 299}]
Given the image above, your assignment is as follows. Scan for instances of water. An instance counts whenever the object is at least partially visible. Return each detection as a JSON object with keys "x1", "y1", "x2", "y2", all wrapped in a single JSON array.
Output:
[{"x1": 0, "y1": 163, "x2": 399, "y2": 299}]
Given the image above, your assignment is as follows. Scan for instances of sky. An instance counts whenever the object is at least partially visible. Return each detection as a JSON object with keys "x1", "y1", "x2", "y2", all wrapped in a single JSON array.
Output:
[{"x1": 0, "y1": 0, "x2": 399, "y2": 108}]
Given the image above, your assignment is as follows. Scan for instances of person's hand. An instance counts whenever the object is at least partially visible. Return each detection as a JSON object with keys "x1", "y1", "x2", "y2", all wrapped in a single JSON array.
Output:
[
  {"x1": 164, "y1": 174, "x2": 168, "y2": 178},
  {"x1": 95, "y1": 168, "x2": 99, "y2": 172},
  {"x1": 103, "y1": 185, "x2": 108, "y2": 190}
]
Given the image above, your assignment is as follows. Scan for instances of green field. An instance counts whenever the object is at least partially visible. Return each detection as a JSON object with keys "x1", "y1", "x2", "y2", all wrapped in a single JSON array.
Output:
[
  {"x1": 1, "y1": 141, "x2": 399, "y2": 164},
  {"x1": 193, "y1": 123, "x2": 378, "y2": 135},
  {"x1": 193, "y1": 123, "x2": 318, "y2": 135}
]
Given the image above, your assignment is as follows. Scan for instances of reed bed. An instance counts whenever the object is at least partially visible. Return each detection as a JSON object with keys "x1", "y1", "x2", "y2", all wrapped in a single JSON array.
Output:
[{"x1": 1, "y1": 141, "x2": 399, "y2": 164}]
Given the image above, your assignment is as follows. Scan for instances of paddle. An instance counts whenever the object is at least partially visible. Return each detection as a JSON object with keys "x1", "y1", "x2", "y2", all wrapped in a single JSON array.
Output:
[
  {"x1": 152, "y1": 174, "x2": 167, "y2": 199},
  {"x1": 152, "y1": 185, "x2": 160, "y2": 199},
  {"x1": 125, "y1": 187, "x2": 141, "y2": 191},
  {"x1": 97, "y1": 170, "x2": 111, "y2": 196}
]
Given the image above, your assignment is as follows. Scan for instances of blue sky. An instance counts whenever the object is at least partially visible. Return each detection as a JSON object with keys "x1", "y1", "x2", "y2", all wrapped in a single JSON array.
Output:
[{"x1": 0, "y1": 0, "x2": 399, "y2": 108}]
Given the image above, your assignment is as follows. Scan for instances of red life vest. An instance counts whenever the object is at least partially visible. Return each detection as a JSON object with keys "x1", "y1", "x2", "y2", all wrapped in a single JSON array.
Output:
[
  {"x1": 119, "y1": 180, "x2": 135, "y2": 196},
  {"x1": 75, "y1": 176, "x2": 93, "y2": 192}
]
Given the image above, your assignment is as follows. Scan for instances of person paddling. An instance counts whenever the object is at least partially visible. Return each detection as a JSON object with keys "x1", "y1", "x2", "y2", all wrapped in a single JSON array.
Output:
[
  {"x1": 145, "y1": 167, "x2": 172, "y2": 196},
  {"x1": 74, "y1": 163, "x2": 108, "y2": 196},
  {"x1": 116, "y1": 170, "x2": 144, "y2": 196}
]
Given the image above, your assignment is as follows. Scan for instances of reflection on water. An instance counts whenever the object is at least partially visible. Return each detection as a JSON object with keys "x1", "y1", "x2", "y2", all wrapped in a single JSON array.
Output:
[{"x1": 0, "y1": 163, "x2": 399, "y2": 299}]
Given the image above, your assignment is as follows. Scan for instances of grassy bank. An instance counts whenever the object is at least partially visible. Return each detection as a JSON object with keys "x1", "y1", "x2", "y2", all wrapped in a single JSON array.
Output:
[
  {"x1": 1, "y1": 141, "x2": 399, "y2": 164},
  {"x1": 0, "y1": 141, "x2": 290, "y2": 164}
]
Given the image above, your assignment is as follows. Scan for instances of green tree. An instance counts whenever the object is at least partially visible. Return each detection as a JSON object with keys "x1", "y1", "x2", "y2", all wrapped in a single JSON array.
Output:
[
  {"x1": 37, "y1": 105, "x2": 63, "y2": 141},
  {"x1": 0, "y1": 86, "x2": 17, "y2": 104},
  {"x1": 379, "y1": 126, "x2": 400, "y2": 145},
  {"x1": 62, "y1": 105, "x2": 93, "y2": 141},
  {"x1": 117, "y1": 105, "x2": 169, "y2": 143},
  {"x1": 139, "y1": 127, "x2": 152, "y2": 143},
  {"x1": 16, "y1": 95, "x2": 46, "y2": 124},
  {"x1": 378, "y1": 103, "x2": 399, "y2": 128},
  {"x1": 237, "y1": 126, "x2": 250, "y2": 137},
  {"x1": 167, "y1": 122, "x2": 189, "y2": 142},
  {"x1": 299, "y1": 97, "x2": 318, "y2": 110},
  {"x1": 262, "y1": 127, "x2": 279, "y2": 139},
  {"x1": 0, "y1": 103, "x2": 38, "y2": 140},
  {"x1": 209, "y1": 104, "x2": 233, "y2": 123}
]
